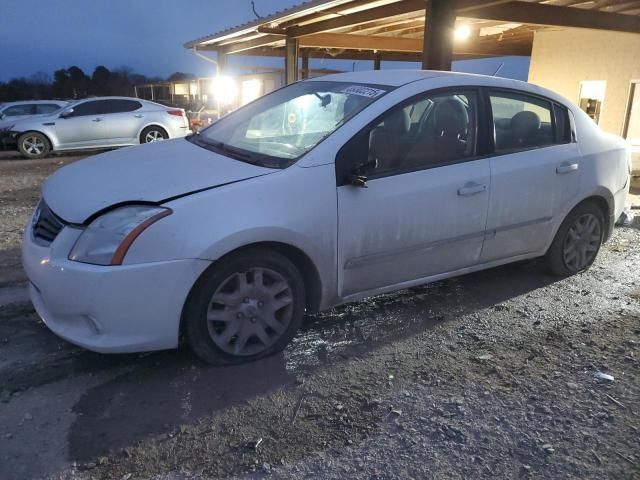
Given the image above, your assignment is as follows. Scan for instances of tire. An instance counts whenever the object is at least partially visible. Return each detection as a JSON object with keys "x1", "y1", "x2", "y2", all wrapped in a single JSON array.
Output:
[
  {"x1": 544, "y1": 201, "x2": 605, "y2": 276},
  {"x1": 140, "y1": 126, "x2": 168, "y2": 144},
  {"x1": 18, "y1": 132, "x2": 50, "y2": 159},
  {"x1": 183, "y1": 249, "x2": 306, "y2": 365}
]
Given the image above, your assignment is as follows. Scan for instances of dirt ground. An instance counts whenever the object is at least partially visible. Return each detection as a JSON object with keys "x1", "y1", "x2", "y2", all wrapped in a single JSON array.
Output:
[{"x1": 0, "y1": 150, "x2": 639, "y2": 480}]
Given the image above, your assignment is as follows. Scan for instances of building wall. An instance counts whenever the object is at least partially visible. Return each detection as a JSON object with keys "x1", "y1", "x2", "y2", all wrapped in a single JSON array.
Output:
[{"x1": 528, "y1": 29, "x2": 640, "y2": 136}]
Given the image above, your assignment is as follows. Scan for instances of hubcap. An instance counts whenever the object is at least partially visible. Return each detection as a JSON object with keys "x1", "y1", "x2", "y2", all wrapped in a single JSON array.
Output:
[
  {"x1": 206, "y1": 268, "x2": 293, "y2": 356},
  {"x1": 562, "y1": 213, "x2": 601, "y2": 271},
  {"x1": 23, "y1": 136, "x2": 45, "y2": 155},
  {"x1": 145, "y1": 130, "x2": 164, "y2": 143}
]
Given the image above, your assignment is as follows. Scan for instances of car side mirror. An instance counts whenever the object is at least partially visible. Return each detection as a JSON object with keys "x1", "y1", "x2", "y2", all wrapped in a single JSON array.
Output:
[
  {"x1": 347, "y1": 158, "x2": 378, "y2": 188},
  {"x1": 59, "y1": 109, "x2": 73, "y2": 118}
]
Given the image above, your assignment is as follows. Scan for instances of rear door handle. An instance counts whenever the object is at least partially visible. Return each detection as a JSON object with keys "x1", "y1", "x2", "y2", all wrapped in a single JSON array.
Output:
[
  {"x1": 457, "y1": 182, "x2": 487, "y2": 197},
  {"x1": 556, "y1": 162, "x2": 578, "y2": 174},
  {"x1": 92, "y1": 118, "x2": 102, "y2": 122}
]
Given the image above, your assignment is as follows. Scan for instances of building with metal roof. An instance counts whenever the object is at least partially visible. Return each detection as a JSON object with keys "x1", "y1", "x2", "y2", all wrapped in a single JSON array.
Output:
[{"x1": 184, "y1": 0, "x2": 640, "y2": 161}]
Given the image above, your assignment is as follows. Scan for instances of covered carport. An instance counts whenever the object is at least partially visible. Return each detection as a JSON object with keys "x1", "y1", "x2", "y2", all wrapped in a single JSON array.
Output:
[{"x1": 184, "y1": 0, "x2": 640, "y2": 84}]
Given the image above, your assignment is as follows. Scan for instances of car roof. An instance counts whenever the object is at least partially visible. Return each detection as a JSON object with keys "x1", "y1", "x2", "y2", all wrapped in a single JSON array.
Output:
[
  {"x1": 312, "y1": 70, "x2": 449, "y2": 87},
  {"x1": 311, "y1": 69, "x2": 572, "y2": 108},
  {"x1": 68, "y1": 96, "x2": 167, "y2": 108},
  {"x1": 1, "y1": 99, "x2": 68, "y2": 106}
]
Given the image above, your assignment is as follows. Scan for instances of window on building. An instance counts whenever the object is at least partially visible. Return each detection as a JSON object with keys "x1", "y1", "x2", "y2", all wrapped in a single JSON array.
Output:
[
  {"x1": 489, "y1": 91, "x2": 555, "y2": 152},
  {"x1": 578, "y1": 80, "x2": 606, "y2": 124}
]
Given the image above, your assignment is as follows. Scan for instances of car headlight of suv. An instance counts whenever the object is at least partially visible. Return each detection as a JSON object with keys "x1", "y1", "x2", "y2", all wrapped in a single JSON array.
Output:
[{"x1": 69, "y1": 205, "x2": 171, "y2": 266}]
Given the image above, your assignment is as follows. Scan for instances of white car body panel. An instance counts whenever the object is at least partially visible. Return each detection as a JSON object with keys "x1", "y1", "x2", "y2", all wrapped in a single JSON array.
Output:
[
  {"x1": 22, "y1": 71, "x2": 630, "y2": 354},
  {"x1": 43, "y1": 139, "x2": 275, "y2": 224}
]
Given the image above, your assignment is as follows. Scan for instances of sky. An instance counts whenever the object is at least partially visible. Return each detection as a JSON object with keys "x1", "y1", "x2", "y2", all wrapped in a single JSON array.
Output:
[{"x1": 0, "y1": 0, "x2": 530, "y2": 82}]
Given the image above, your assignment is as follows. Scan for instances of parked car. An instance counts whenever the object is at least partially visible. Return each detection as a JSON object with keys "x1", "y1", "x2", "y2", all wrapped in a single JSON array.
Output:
[
  {"x1": 0, "y1": 100, "x2": 68, "y2": 124},
  {"x1": 0, "y1": 100, "x2": 68, "y2": 147},
  {"x1": 5, "y1": 97, "x2": 190, "y2": 158},
  {"x1": 22, "y1": 71, "x2": 630, "y2": 364}
]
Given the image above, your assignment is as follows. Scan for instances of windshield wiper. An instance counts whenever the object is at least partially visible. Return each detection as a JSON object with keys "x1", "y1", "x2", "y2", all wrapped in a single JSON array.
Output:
[{"x1": 191, "y1": 136, "x2": 275, "y2": 167}]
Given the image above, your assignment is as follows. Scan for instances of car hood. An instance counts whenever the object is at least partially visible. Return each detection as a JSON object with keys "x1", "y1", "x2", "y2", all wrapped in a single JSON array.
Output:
[{"x1": 43, "y1": 139, "x2": 277, "y2": 224}]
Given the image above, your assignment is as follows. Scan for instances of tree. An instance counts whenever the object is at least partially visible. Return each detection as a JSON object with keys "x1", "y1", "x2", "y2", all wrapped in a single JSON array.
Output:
[
  {"x1": 66, "y1": 66, "x2": 89, "y2": 98},
  {"x1": 168, "y1": 72, "x2": 195, "y2": 82},
  {"x1": 91, "y1": 65, "x2": 111, "y2": 95}
]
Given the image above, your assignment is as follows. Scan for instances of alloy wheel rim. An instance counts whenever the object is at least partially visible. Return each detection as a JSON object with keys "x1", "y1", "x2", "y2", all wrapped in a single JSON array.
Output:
[
  {"x1": 562, "y1": 213, "x2": 601, "y2": 271},
  {"x1": 206, "y1": 268, "x2": 294, "y2": 356},
  {"x1": 145, "y1": 130, "x2": 164, "y2": 143},
  {"x1": 23, "y1": 136, "x2": 45, "y2": 155}
]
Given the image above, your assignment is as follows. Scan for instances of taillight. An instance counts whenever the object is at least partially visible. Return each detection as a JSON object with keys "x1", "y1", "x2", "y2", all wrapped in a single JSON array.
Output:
[{"x1": 167, "y1": 110, "x2": 184, "y2": 117}]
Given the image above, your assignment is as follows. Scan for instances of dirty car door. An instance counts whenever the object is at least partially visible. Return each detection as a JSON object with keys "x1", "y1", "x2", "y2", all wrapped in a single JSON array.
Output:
[{"x1": 336, "y1": 90, "x2": 491, "y2": 298}]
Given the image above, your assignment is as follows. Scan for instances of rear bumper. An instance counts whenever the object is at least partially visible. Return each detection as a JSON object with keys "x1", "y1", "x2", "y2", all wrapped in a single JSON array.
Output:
[{"x1": 22, "y1": 222, "x2": 210, "y2": 353}]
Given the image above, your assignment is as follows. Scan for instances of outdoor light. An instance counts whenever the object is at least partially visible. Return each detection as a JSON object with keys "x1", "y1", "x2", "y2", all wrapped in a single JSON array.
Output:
[
  {"x1": 454, "y1": 24, "x2": 471, "y2": 41},
  {"x1": 211, "y1": 75, "x2": 238, "y2": 105},
  {"x1": 241, "y1": 78, "x2": 263, "y2": 105}
]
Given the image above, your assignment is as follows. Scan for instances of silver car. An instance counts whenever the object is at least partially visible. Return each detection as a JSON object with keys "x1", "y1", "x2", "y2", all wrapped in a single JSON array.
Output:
[
  {"x1": 0, "y1": 100, "x2": 68, "y2": 128},
  {"x1": 7, "y1": 97, "x2": 191, "y2": 159}
]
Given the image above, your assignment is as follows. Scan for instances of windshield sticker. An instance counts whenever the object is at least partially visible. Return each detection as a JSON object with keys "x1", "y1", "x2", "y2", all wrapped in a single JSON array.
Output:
[{"x1": 341, "y1": 85, "x2": 386, "y2": 98}]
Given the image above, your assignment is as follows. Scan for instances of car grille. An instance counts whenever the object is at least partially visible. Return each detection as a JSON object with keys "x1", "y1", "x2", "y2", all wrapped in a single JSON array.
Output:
[{"x1": 32, "y1": 201, "x2": 67, "y2": 245}]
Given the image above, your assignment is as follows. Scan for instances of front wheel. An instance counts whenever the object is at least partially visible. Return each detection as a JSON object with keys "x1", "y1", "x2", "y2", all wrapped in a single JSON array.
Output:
[
  {"x1": 545, "y1": 202, "x2": 604, "y2": 276},
  {"x1": 183, "y1": 249, "x2": 306, "y2": 364},
  {"x1": 18, "y1": 132, "x2": 50, "y2": 159}
]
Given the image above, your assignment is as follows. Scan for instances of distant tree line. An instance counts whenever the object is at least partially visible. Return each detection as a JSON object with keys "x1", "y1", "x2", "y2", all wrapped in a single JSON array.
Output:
[{"x1": 0, "y1": 66, "x2": 195, "y2": 102}]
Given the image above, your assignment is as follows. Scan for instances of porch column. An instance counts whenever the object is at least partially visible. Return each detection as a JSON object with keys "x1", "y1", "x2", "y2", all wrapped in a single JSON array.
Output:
[
  {"x1": 285, "y1": 37, "x2": 300, "y2": 84},
  {"x1": 422, "y1": 0, "x2": 455, "y2": 71}
]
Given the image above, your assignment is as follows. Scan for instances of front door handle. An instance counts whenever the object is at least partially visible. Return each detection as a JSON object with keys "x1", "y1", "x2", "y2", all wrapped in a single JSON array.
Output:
[
  {"x1": 134, "y1": 114, "x2": 143, "y2": 118},
  {"x1": 458, "y1": 182, "x2": 487, "y2": 197},
  {"x1": 92, "y1": 118, "x2": 102, "y2": 122},
  {"x1": 556, "y1": 162, "x2": 578, "y2": 174}
]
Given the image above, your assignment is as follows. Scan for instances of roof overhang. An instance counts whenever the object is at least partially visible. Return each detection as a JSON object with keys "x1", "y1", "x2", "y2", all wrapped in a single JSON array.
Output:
[{"x1": 185, "y1": 0, "x2": 640, "y2": 61}]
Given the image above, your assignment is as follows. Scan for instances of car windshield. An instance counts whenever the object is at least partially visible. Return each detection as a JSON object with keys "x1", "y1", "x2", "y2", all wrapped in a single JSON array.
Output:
[{"x1": 190, "y1": 81, "x2": 391, "y2": 168}]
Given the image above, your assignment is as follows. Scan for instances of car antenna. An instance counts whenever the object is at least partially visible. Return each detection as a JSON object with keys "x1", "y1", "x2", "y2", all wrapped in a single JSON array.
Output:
[{"x1": 492, "y1": 62, "x2": 505, "y2": 77}]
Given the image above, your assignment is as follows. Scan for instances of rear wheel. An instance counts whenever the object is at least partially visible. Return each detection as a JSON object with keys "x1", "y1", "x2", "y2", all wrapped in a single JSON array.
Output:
[
  {"x1": 184, "y1": 249, "x2": 306, "y2": 364},
  {"x1": 545, "y1": 202, "x2": 604, "y2": 276},
  {"x1": 18, "y1": 132, "x2": 50, "y2": 159},
  {"x1": 140, "y1": 126, "x2": 168, "y2": 144}
]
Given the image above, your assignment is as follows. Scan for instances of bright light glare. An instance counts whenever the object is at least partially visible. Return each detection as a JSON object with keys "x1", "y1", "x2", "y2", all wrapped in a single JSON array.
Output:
[
  {"x1": 241, "y1": 79, "x2": 263, "y2": 105},
  {"x1": 211, "y1": 76, "x2": 238, "y2": 105},
  {"x1": 454, "y1": 25, "x2": 471, "y2": 41}
]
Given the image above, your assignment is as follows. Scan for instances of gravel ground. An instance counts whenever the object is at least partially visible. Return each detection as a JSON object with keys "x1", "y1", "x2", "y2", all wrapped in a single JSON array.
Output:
[
  {"x1": 0, "y1": 151, "x2": 639, "y2": 480},
  {"x1": 0, "y1": 151, "x2": 85, "y2": 286}
]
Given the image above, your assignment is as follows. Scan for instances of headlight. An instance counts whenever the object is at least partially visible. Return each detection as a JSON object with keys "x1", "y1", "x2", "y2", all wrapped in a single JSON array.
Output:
[{"x1": 69, "y1": 205, "x2": 171, "y2": 265}]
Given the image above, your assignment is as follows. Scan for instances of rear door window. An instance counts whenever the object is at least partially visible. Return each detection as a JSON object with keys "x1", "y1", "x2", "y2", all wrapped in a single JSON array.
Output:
[
  {"x1": 100, "y1": 100, "x2": 142, "y2": 114},
  {"x1": 489, "y1": 91, "x2": 555, "y2": 153},
  {"x1": 553, "y1": 103, "x2": 572, "y2": 143},
  {"x1": 35, "y1": 104, "x2": 63, "y2": 114}
]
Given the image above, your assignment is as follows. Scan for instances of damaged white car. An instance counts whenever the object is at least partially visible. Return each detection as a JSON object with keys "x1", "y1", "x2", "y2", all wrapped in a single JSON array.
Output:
[{"x1": 22, "y1": 71, "x2": 630, "y2": 364}]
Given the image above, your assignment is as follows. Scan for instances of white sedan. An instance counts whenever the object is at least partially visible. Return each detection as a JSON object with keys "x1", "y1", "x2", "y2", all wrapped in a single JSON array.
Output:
[
  {"x1": 22, "y1": 71, "x2": 630, "y2": 364},
  {"x1": 6, "y1": 97, "x2": 190, "y2": 159}
]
